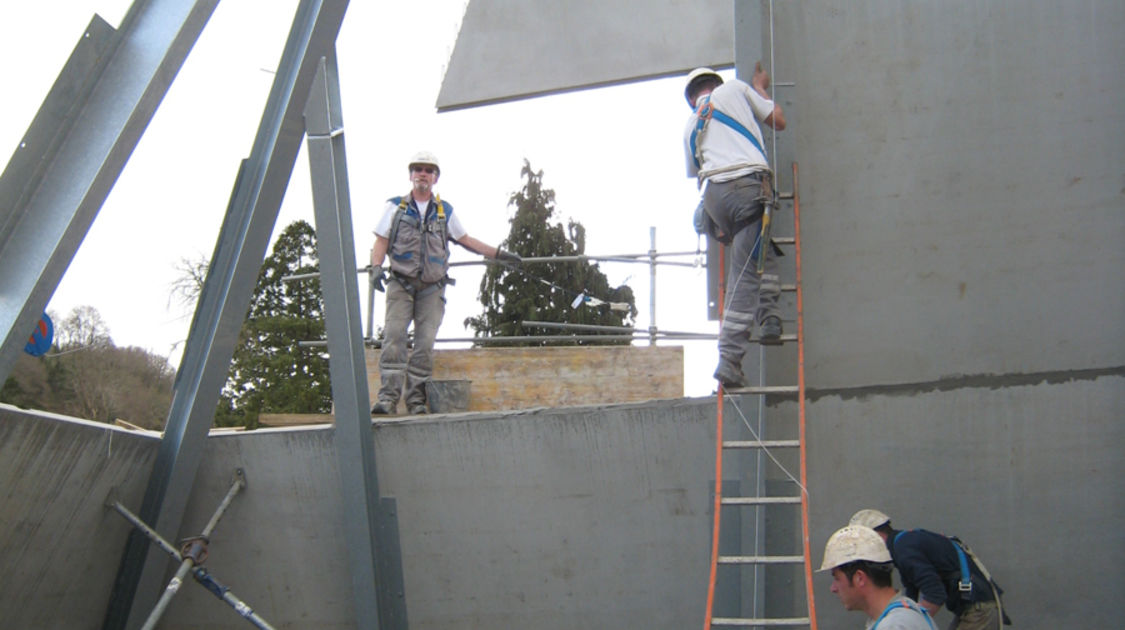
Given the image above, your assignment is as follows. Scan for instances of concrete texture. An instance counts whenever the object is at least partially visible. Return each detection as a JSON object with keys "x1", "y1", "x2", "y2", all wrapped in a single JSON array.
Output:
[
  {"x1": 772, "y1": 0, "x2": 1125, "y2": 388},
  {"x1": 3, "y1": 368, "x2": 1120, "y2": 628},
  {"x1": 805, "y1": 373, "x2": 1125, "y2": 628},
  {"x1": 437, "y1": 0, "x2": 733, "y2": 110},
  {"x1": 0, "y1": 406, "x2": 158, "y2": 628}
]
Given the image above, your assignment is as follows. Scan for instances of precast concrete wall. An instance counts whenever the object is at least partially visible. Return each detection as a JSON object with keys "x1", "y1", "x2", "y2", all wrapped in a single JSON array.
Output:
[
  {"x1": 157, "y1": 399, "x2": 728, "y2": 629},
  {"x1": 3, "y1": 381, "x2": 1121, "y2": 628},
  {"x1": 0, "y1": 406, "x2": 159, "y2": 628},
  {"x1": 755, "y1": 1, "x2": 1125, "y2": 626}
]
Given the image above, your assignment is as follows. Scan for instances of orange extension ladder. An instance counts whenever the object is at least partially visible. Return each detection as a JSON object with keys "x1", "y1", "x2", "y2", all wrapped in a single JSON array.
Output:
[{"x1": 703, "y1": 163, "x2": 817, "y2": 628}]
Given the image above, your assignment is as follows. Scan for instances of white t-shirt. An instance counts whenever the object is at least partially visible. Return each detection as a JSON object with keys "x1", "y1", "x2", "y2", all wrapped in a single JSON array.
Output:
[
  {"x1": 683, "y1": 77, "x2": 776, "y2": 183},
  {"x1": 374, "y1": 196, "x2": 467, "y2": 241},
  {"x1": 865, "y1": 595, "x2": 936, "y2": 630}
]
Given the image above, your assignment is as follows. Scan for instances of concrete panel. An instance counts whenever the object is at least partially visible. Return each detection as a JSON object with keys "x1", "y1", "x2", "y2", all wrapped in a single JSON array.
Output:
[
  {"x1": 436, "y1": 0, "x2": 733, "y2": 110},
  {"x1": 3, "y1": 371, "x2": 1121, "y2": 628},
  {"x1": 157, "y1": 399, "x2": 721, "y2": 629},
  {"x1": 773, "y1": 0, "x2": 1125, "y2": 388},
  {"x1": 803, "y1": 374, "x2": 1124, "y2": 628},
  {"x1": 0, "y1": 407, "x2": 158, "y2": 628}
]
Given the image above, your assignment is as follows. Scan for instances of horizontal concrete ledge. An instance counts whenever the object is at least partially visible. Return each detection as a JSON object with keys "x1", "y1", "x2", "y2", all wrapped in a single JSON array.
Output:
[{"x1": 806, "y1": 365, "x2": 1125, "y2": 402}]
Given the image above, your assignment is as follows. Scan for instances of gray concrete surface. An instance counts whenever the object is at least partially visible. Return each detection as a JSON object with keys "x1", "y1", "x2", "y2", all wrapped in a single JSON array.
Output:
[
  {"x1": 3, "y1": 371, "x2": 1121, "y2": 628},
  {"x1": 0, "y1": 406, "x2": 158, "y2": 628},
  {"x1": 772, "y1": 0, "x2": 1125, "y2": 388},
  {"x1": 437, "y1": 0, "x2": 733, "y2": 110}
]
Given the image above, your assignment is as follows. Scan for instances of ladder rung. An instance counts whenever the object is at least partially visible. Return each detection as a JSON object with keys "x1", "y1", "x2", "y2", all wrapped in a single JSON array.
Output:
[
  {"x1": 777, "y1": 191, "x2": 795, "y2": 200},
  {"x1": 772, "y1": 236, "x2": 795, "y2": 244},
  {"x1": 712, "y1": 617, "x2": 810, "y2": 627},
  {"x1": 723, "y1": 440, "x2": 800, "y2": 449},
  {"x1": 724, "y1": 385, "x2": 798, "y2": 395},
  {"x1": 721, "y1": 496, "x2": 803, "y2": 505},
  {"x1": 718, "y1": 554, "x2": 805, "y2": 565},
  {"x1": 752, "y1": 333, "x2": 798, "y2": 343},
  {"x1": 782, "y1": 283, "x2": 797, "y2": 292}
]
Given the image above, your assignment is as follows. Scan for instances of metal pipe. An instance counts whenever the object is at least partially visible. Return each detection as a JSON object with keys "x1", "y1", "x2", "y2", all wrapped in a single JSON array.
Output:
[
  {"x1": 522, "y1": 320, "x2": 633, "y2": 333},
  {"x1": 140, "y1": 471, "x2": 247, "y2": 630},
  {"x1": 649, "y1": 227, "x2": 657, "y2": 346},
  {"x1": 449, "y1": 256, "x2": 698, "y2": 268},
  {"x1": 520, "y1": 320, "x2": 719, "y2": 339},
  {"x1": 300, "y1": 331, "x2": 720, "y2": 348}
]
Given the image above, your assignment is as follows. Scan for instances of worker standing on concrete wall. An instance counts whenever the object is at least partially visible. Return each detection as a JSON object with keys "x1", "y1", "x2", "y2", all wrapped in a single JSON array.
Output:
[
  {"x1": 682, "y1": 63, "x2": 787, "y2": 388},
  {"x1": 819, "y1": 524, "x2": 937, "y2": 629},
  {"x1": 850, "y1": 509, "x2": 1011, "y2": 630},
  {"x1": 370, "y1": 151, "x2": 521, "y2": 415}
]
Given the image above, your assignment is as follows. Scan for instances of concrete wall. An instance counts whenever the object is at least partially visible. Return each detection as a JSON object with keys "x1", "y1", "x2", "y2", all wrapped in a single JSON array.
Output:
[
  {"x1": 0, "y1": 401, "x2": 724, "y2": 629},
  {"x1": 761, "y1": 0, "x2": 1125, "y2": 625},
  {"x1": 3, "y1": 372, "x2": 1122, "y2": 628},
  {"x1": 0, "y1": 405, "x2": 158, "y2": 629}
]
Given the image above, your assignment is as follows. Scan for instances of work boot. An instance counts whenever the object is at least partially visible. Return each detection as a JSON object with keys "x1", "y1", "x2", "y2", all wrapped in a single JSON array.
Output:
[
  {"x1": 758, "y1": 316, "x2": 783, "y2": 345},
  {"x1": 370, "y1": 400, "x2": 396, "y2": 415},
  {"x1": 713, "y1": 358, "x2": 745, "y2": 388},
  {"x1": 408, "y1": 403, "x2": 428, "y2": 415}
]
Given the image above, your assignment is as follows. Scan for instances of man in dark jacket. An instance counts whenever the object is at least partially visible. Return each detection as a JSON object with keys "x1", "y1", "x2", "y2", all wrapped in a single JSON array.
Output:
[{"x1": 850, "y1": 509, "x2": 1010, "y2": 630}]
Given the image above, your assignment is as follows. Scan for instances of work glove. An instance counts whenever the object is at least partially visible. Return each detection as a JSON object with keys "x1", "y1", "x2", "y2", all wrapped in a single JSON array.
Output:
[
  {"x1": 373, "y1": 267, "x2": 387, "y2": 292},
  {"x1": 496, "y1": 249, "x2": 522, "y2": 265}
]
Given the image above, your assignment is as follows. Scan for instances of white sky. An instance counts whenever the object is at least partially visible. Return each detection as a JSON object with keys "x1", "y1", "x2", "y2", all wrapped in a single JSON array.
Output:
[{"x1": 1, "y1": 0, "x2": 721, "y2": 397}]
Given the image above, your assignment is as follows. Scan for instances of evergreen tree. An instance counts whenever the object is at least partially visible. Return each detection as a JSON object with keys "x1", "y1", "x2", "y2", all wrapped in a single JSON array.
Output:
[
  {"x1": 218, "y1": 220, "x2": 331, "y2": 427},
  {"x1": 465, "y1": 160, "x2": 637, "y2": 345}
]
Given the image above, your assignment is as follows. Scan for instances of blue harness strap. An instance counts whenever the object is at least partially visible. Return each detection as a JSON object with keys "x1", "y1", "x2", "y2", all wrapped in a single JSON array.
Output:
[
  {"x1": 690, "y1": 94, "x2": 768, "y2": 170},
  {"x1": 872, "y1": 600, "x2": 936, "y2": 630}
]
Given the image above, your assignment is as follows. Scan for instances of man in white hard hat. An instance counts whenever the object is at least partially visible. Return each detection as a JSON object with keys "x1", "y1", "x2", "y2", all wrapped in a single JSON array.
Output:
[
  {"x1": 849, "y1": 510, "x2": 1010, "y2": 630},
  {"x1": 370, "y1": 151, "x2": 521, "y2": 415},
  {"x1": 819, "y1": 524, "x2": 936, "y2": 629},
  {"x1": 681, "y1": 64, "x2": 787, "y2": 388}
]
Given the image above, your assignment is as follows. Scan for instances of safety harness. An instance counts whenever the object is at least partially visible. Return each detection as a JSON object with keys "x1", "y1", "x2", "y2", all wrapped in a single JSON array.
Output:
[
  {"x1": 871, "y1": 598, "x2": 936, "y2": 630},
  {"x1": 894, "y1": 530, "x2": 1009, "y2": 625},
  {"x1": 386, "y1": 193, "x2": 452, "y2": 293},
  {"x1": 689, "y1": 93, "x2": 769, "y2": 175}
]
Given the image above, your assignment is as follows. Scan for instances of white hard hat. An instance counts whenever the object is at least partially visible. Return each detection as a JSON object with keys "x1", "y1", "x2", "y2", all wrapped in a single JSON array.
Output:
[
  {"x1": 818, "y1": 525, "x2": 892, "y2": 572},
  {"x1": 408, "y1": 151, "x2": 440, "y2": 174},
  {"x1": 849, "y1": 509, "x2": 891, "y2": 530},
  {"x1": 684, "y1": 67, "x2": 723, "y2": 105}
]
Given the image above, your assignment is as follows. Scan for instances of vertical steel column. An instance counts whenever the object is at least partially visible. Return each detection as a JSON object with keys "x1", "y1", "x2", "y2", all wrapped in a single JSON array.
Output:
[
  {"x1": 304, "y1": 52, "x2": 406, "y2": 630},
  {"x1": 103, "y1": 2, "x2": 351, "y2": 629},
  {"x1": 0, "y1": 1, "x2": 219, "y2": 387}
]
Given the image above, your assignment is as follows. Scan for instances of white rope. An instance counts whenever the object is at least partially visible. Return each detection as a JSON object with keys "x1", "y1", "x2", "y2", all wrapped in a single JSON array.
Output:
[{"x1": 722, "y1": 391, "x2": 807, "y2": 495}]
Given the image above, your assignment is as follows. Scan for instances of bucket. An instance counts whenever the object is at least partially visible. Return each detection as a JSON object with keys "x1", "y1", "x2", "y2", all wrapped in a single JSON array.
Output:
[{"x1": 425, "y1": 379, "x2": 472, "y2": 413}]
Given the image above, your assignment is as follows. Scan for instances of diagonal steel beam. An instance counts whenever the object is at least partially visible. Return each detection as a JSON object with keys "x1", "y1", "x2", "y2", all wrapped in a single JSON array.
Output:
[
  {"x1": 0, "y1": 0, "x2": 220, "y2": 387},
  {"x1": 305, "y1": 51, "x2": 406, "y2": 630},
  {"x1": 103, "y1": 2, "x2": 351, "y2": 628}
]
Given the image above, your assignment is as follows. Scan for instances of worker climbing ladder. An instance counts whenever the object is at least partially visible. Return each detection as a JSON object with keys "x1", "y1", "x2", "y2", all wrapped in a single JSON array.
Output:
[{"x1": 703, "y1": 163, "x2": 817, "y2": 629}]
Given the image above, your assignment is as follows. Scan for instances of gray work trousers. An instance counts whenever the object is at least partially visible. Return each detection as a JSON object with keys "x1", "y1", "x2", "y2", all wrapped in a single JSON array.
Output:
[
  {"x1": 377, "y1": 278, "x2": 446, "y2": 408},
  {"x1": 703, "y1": 173, "x2": 781, "y2": 365}
]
